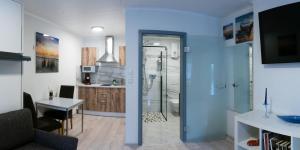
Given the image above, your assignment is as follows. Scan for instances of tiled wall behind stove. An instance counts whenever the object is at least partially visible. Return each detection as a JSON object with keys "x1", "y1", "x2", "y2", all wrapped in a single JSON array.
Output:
[{"x1": 89, "y1": 63, "x2": 125, "y2": 84}]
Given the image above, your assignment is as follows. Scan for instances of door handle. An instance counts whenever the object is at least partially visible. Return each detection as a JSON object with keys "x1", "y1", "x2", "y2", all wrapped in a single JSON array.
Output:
[{"x1": 232, "y1": 83, "x2": 239, "y2": 88}]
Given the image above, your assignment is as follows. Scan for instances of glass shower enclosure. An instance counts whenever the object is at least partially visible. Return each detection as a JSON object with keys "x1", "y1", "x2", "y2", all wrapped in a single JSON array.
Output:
[
  {"x1": 160, "y1": 49, "x2": 168, "y2": 120},
  {"x1": 142, "y1": 45, "x2": 168, "y2": 121}
]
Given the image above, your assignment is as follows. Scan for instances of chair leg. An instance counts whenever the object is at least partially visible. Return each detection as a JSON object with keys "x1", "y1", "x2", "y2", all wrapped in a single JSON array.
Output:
[
  {"x1": 70, "y1": 117, "x2": 73, "y2": 129},
  {"x1": 58, "y1": 128, "x2": 61, "y2": 135},
  {"x1": 61, "y1": 120, "x2": 65, "y2": 135}
]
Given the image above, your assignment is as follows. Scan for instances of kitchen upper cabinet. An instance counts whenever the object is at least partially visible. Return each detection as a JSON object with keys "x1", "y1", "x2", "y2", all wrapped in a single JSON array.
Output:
[
  {"x1": 81, "y1": 47, "x2": 96, "y2": 66},
  {"x1": 0, "y1": 0, "x2": 22, "y2": 53},
  {"x1": 119, "y1": 46, "x2": 126, "y2": 65}
]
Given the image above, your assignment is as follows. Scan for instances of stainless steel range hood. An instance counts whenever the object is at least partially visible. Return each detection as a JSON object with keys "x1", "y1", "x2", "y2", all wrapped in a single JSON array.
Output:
[{"x1": 97, "y1": 36, "x2": 117, "y2": 63}]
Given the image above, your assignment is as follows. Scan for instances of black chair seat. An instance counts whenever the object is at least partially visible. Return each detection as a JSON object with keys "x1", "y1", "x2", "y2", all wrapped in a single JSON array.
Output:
[
  {"x1": 44, "y1": 110, "x2": 72, "y2": 120},
  {"x1": 37, "y1": 117, "x2": 62, "y2": 132},
  {"x1": 23, "y1": 92, "x2": 62, "y2": 132}
]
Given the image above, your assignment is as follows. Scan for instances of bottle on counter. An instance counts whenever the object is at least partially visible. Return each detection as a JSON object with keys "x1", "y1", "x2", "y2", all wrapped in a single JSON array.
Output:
[
  {"x1": 49, "y1": 90, "x2": 53, "y2": 100},
  {"x1": 112, "y1": 79, "x2": 117, "y2": 86}
]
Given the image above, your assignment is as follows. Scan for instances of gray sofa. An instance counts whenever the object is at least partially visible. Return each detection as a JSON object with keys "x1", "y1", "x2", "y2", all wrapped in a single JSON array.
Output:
[{"x1": 0, "y1": 109, "x2": 78, "y2": 150}]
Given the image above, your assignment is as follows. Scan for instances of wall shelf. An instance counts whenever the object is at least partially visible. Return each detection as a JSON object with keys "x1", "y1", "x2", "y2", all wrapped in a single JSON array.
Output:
[{"x1": 0, "y1": 51, "x2": 31, "y2": 61}]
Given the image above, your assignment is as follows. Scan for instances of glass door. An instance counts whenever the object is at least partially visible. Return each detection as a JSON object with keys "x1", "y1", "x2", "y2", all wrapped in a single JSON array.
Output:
[
  {"x1": 233, "y1": 44, "x2": 251, "y2": 113},
  {"x1": 161, "y1": 49, "x2": 168, "y2": 120},
  {"x1": 185, "y1": 35, "x2": 226, "y2": 141}
]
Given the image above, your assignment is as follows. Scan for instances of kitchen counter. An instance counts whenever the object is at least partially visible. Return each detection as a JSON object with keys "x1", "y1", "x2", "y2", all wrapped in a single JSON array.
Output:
[{"x1": 76, "y1": 83, "x2": 125, "y2": 88}]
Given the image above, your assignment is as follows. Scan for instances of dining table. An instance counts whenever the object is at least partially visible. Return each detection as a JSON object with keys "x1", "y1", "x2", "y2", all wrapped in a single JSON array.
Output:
[{"x1": 35, "y1": 97, "x2": 84, "y2": 136}]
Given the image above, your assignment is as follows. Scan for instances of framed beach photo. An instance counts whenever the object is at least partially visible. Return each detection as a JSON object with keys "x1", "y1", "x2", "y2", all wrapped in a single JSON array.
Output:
[
  {"x1": 35, "y1": 32, "x2": 59, "y2": 73},
  {"x1": 223, "y1": 23, "x2": 234, "y2": 40},
  {"x1": 235, "y1": 12, "x2": 254, "y2": 44}
]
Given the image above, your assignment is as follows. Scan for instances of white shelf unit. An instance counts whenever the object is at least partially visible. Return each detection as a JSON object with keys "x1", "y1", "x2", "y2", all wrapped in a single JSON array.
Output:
[{"x1": 235, "y1": 110, "x2": 300, "y2": 150}]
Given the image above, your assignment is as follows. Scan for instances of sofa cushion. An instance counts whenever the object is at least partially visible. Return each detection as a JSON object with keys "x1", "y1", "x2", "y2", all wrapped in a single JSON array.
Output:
[
  {"x1": 0, "y1": 109, "x2": 34, "y2": 150},
  {"x1": 14, "y1": 142, "x2": 54, "y2": 150}
]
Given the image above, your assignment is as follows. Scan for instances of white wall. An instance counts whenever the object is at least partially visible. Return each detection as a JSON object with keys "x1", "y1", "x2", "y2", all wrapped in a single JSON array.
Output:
[
  {"x1": 22, "y1": 12, "x2": 82, "y2": 102},
  {"x1": 82, "y1": 35, "x2": 125, "y2": 63},
  {"x1": 252, "y1": 0, "x2": 300, "y2": 115},
  {"x1": 0, "y1": 0, "x2": 22, "y2": 53},
  {"x1": 0, "y1": 61, "x2": 22, "y2": 113},
  {"x1": 125, "y1": 8, "x2": 220, "y2": 144},
  {"x1": 0, "y1": 0, "x2": 22, "y2": 113}
]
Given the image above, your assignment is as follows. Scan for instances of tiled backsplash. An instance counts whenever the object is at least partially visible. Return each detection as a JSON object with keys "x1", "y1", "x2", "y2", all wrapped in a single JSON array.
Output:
[{"x1": 83, "y1": 63, "x2": 125, "y2": 85}]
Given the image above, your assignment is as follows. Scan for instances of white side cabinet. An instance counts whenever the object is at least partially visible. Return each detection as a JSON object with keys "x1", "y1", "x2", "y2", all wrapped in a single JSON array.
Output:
[
  {"x1": 0, "y1": 0, "x2": 22, "y2": 53},
  {"x1": 235, "y1": 110, "x2": 300, "y2": 150}
]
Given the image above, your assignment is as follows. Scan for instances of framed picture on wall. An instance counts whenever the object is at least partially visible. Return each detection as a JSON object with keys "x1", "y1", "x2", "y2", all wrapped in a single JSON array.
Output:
[
  {"x1": 223, "y1": 23, "x2": 234, "y2": 40},
  {"x1": 35, "y1": 32, "x2": 59, "y2": 73},
  {"x1": 235, "y1": 12, "x2": 254, "y2": 44}
]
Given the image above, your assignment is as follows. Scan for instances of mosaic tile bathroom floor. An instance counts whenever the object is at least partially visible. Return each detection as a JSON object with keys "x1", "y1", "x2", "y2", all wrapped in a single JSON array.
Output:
[{"x1": 143, "y1": 112, "x2": 167, "y2": 123}]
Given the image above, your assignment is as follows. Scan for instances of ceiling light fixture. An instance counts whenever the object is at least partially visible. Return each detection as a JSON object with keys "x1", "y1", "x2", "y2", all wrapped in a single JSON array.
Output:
[{"x1": 91, "y1": 26, "x2": 104, "y2": 32}]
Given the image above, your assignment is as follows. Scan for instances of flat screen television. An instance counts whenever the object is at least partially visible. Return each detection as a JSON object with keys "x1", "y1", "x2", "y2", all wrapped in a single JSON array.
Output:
[{"x1": 259, "y1": 2, "x2": 300, "y2": 64}]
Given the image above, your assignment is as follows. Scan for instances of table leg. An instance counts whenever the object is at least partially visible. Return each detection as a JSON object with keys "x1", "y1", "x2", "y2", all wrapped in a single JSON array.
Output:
[
  {"x1": 81, "y1": 104, "x2": 84, "y2": 133},
  {"x1": 66, "y1": 109, "x2": 69, "y2": 136}
]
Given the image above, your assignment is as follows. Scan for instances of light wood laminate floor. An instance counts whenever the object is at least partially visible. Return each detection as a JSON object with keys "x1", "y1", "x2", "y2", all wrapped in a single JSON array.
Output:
[{"x1": 68, "y1": 114, "x2": 233, "y2": 150}]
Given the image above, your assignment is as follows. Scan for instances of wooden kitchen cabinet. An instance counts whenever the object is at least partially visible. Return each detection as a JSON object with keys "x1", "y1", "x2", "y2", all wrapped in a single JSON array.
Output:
[
  {"x1": 78, "y1": 87, "x2": 97, "y2": 110},
  {"x1": 81, "y1": 47, "x2": 97, "y2": 66},
  {"x1": 113, "y1": 88, "x2": 125, "y2": 112},
  {"x1": 96, "y1": 88, "x2": 111, "y2": 112},
  {"x1": 78, "y1": 87, "x2": 125, "y2": 113},
  {"x1": 119, "y1": 46, "x2": 126, "y2": 66},
  {"x1": 111, "y1": 88, "x2": 125, "y2": 112}
]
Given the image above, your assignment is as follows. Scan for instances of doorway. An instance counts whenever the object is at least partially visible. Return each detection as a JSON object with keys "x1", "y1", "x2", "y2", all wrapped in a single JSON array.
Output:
[{"x1": 138, "y1": 30, "x2": 186, "y2": 145}]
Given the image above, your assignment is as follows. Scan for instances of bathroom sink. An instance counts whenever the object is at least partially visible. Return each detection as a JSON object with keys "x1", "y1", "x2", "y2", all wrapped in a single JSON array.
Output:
[{"x1": 277, "y1": 115, "x2": 300, "y2": 124}]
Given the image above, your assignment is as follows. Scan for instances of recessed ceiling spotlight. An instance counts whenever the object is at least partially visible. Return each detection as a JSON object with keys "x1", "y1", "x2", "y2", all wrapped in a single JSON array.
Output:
[{"x1": 91, "y1": 26, "x2": 104, "y2": 32}]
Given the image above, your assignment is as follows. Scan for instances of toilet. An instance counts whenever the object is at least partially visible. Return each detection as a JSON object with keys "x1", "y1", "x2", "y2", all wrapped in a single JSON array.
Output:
[{"x1": 169, "y1": 99, "x2": 179, "y2": 113}]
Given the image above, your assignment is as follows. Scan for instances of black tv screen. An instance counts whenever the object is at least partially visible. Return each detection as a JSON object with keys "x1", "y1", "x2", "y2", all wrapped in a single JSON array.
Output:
[{"x1": 259, "y1": 2, "x2": 300, "y2": 64}]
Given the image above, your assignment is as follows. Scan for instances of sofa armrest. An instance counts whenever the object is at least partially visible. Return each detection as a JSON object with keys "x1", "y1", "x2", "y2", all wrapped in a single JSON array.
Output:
[{"x1": 34, "y1": 129, "x2": 78, "y2": 150}]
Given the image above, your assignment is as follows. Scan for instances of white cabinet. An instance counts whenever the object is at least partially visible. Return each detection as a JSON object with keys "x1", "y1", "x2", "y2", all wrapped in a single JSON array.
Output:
[
  {"x1": 0, "y1": 0, "x2": 22, "y2": 53},
  {"x1": 235, "y1": 110, "x2": 300, "y2": 150}
]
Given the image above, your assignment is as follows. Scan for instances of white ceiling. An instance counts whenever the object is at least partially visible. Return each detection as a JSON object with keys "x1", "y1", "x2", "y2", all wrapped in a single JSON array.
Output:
[
  {"x1": 125, "y1": 0, "x2": 253, "y2": 16},
  {"x1": 21, "y1": 0, "x2": 252, "y2": 39}
]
